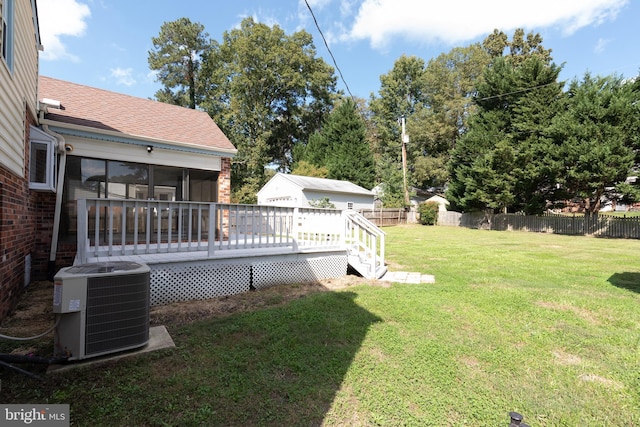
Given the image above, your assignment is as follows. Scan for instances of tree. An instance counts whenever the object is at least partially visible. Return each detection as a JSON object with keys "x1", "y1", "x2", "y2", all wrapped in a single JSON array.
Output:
[
  {"x1": 369, "y1": 47, "x2": 492, "y2": 202},
  {"x1": 200, "y1": 17, "x2": 337, "y2": 202},
  {"x1": 323, "y1": 99, "x2": 375, "y2": 189},
  {"x1": 551, "y1": 74, "x2": 639, "y2": 213},
  {"x1": 148, "y1": 18, "x2": 210, "y2": 109},
  {"x1": 297, "y1": 98, "x2": 375, "y2": 189},
  {"x1": 483, "y1": 28, "x2": 552, "y2": 65},
  {"x1": 447, "y1": 55, "x2": 564, "y2": 214},
  {"x1": 369, "y1": 55, "x2": 428, "y2": 202},
  {"x1": 408, "y1": 44, "x2": 491, "y2": 188},
  {"x1": 291, "y1": 160, "x2": 328, "y2": 178}
]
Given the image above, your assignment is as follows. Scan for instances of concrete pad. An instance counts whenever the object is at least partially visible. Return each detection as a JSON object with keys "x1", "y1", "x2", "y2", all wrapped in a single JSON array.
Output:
[
  {"x1": 47, "y1": 325, "x2": 175, "y2": 374},
  {"x1": 381, "y1": 271, "x2": 435, "y2": 284}
]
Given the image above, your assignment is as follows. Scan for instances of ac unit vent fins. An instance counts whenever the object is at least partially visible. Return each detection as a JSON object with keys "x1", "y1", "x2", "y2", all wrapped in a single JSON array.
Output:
[{"x1": 85, "y1": 272, "x2": 150, "y2": 356}]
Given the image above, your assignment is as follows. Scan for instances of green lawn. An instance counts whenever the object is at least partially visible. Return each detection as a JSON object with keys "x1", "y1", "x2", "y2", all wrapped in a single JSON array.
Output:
[{"x1": 2, "y1": 225, "x2": 639, "y2": 426}]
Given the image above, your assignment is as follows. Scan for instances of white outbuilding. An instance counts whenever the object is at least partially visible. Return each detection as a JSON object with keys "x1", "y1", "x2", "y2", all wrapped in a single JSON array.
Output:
[
  {"x1": 425, "y1": 195, "x2": 450, "y2": 212},
  {"x1": 257, "y1": 173, "x2": 375, "y2": 211}
]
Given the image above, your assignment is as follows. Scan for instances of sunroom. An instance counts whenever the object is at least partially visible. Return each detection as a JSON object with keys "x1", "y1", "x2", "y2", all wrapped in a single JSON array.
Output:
[{"x1": 37, "y1": 76, "x2": 385, "y2": 307}]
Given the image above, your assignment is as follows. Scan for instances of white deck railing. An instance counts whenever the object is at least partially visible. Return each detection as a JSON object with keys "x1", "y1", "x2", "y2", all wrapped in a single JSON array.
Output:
[
  {"x1": 75, "y1": 200, "x2": 365, "y2": 261},
  {"x1": 76, "y1": 199, "x2": 385, "y2": 278},
  {"x1": 344, "y1": 210, "x2": 386, "y2": 278}
]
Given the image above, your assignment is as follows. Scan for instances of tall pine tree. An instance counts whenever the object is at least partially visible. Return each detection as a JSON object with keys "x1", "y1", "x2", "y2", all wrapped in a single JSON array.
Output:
[{"x1": 298, "y1": 98, "x2": 375, "y2": 189}]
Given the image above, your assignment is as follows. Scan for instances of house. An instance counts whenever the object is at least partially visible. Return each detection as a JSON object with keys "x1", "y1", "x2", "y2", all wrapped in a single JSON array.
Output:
[
  {"x1": 38, "y1": 76, "x2": 237, "y2": 272},
  {"x1": 0, "y1": 1, "x2": 385, "y2": 322},
  {"x1": 258, "y1": 173, "x2": 375, "y2": 211},
  {"x1": 0, "y1": 0, "x2": 43, "y2": 320},
  {"x1": 0, "y1": 0, "x2": 239, "y2": 320}
]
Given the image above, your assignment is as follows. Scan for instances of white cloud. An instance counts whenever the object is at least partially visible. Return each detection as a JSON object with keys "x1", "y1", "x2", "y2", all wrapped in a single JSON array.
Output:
[
  {"x1": 110, "y1": 68, "x2": 136, "y2": 86},
  {"x1": 594, "y1": 37, "x2": 611, "y2": 53},
  {"x1": 347, "y1": 0, "x2": 628, "y2": 49},
  {"x1": 38, "y1": 0, "x2": 91, "y2": 61}
]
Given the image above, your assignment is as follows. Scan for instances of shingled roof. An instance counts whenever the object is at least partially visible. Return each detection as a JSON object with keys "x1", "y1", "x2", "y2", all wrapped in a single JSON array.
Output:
[
  {"x1": 38, "y1": 76, "x2": 236, "y2": 154},
  {"x1": 274, "y1": 173, "x2": 374, "y2": 195}
]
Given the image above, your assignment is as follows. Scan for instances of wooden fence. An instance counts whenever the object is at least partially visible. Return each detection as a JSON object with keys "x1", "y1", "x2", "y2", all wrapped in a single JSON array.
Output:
[
  {"x1": 359, "y1": 208, "x2": 409, "y2": 226},
  {"x1": 437, "y1": 211, "x2": 640, "y2": 239}
]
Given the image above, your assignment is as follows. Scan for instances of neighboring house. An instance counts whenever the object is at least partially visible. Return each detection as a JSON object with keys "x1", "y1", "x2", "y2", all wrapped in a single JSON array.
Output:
[
  {"x1": 0, "y1": 0, "x2": 43, "y2": 320},
  {"x1": 426, "y1": 195, "x2": 450, "y2": 212},
  {"x1": 258, "y1": 173, "x2": 375, "y2": 211},
  {"x1": 38, "y1": 76, "x2": 237, "y2": 272}
]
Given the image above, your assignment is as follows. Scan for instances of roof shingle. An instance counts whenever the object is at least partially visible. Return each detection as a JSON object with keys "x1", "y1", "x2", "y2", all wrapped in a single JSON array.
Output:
[
  {"x1": 38, "y1": 76, "x2": 236, "y2": 153},
  {"x1": 276, "y1": 173, "x2": 374, "y2": 195}
]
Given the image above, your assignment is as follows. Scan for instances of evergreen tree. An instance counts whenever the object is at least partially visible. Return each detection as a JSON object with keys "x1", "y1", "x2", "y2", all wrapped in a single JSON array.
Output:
[
  {"x1": 296, "y1": 99, "x2": 375, "y2": 188},
  {"x1": 323, "y1": 99, "x2": 375, "y2": 189},
  {"x1": 148, "y1": 18, "x2": 210, "y2": 109},
  {"x1": 551, "y1": 74, "x2": 639, "y2": 213},
  {"x1": 447, "y1": 55, "x2": 564, "y2": 213}
]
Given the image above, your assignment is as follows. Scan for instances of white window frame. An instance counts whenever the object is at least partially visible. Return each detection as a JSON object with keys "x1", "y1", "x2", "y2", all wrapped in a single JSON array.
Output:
[
  {"x1": 29, "y1": 126, "x2": 57, "y2": 192},
  {"x1": 1, "y1": 0, "x2": 14, "y2": 72}
]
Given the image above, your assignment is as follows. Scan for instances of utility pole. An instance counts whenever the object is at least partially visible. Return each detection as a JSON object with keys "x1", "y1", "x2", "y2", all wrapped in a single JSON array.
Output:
[{"x1": 400, "y1": 115, "x2": 410, "y2": 206}]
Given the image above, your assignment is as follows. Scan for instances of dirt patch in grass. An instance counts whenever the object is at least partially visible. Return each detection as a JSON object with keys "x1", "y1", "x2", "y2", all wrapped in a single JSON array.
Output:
[
  {"x1": 150, "y1": 275, "x2": 382, "y2": 327},
  {"x1": 578, "y1": 373, "x2": 624, "y2": 389},
  {"x1": 552, "y1": 349, "x2": 582, "y2": 365},
  {"x1": 0, "y1": 275, "x2": 382, "y2": 338},
  {"x1": 535, "y1": 300, "x2": 601, "y2": 325}
]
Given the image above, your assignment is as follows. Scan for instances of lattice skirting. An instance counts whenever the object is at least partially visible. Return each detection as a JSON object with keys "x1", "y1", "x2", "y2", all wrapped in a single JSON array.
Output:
[
  {"x1": 252, "y1": 254, "x2": 347, "y2": 290},
  {"x1": 149, "y1": 252, "x2": 347, "y2": 306}
]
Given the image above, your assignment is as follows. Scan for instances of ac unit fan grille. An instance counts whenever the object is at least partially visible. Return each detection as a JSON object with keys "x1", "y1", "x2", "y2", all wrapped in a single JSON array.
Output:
[{"x1": 85, "y1": 272, "x2": 150, "y2": 356}]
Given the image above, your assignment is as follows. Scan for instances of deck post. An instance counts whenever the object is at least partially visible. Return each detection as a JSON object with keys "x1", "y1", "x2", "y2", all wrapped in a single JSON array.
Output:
[
  {"x1": 76, "y1": 199, "x2": 88, "y2": 264},
  {"x1": 208, "y1": 203, "x2": 216, "y2": 257},
  {"x1": 292, "y1": 207, "x2": 300, "y2": 251}
]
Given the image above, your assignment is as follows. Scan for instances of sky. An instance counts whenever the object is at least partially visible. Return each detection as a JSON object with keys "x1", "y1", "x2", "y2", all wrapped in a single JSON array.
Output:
[{"x1": 37, "y1": 0, "x2": 640, "y2": 102}]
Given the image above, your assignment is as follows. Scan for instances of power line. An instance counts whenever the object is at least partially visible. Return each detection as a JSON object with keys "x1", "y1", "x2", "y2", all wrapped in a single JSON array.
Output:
[
  {"x1": 475, "y1": 81, "x2": 559, "y2": 102},
  {"x1": 304, "y1": 0, "x2": 356, "y2": 102}
]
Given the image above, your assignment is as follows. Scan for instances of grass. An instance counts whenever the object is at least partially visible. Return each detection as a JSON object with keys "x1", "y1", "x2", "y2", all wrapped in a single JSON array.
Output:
[{"x1": 2, "y1": 225, "x2": 640, "y2": 426}]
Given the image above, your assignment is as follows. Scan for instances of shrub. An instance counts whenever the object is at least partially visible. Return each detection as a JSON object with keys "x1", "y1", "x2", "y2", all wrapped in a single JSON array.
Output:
[
  {"x1": 418, "y1": 201, "x2": 439, "y2": 225},
  {"x1": 309, "y1": 197, "x2": 336, "y2": 209}
]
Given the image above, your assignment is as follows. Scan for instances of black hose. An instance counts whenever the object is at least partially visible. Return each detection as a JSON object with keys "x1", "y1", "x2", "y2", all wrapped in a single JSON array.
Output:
[
  {"x1": 0, "y1": 353, "x2": 69, "y2": 364},
  {"x1": 0, "y1": 359, "x2": 44, "y2": 381}
]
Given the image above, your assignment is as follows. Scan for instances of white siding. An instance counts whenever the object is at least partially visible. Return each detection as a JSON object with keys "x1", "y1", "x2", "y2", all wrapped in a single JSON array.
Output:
[
  {"x1": 304, "y1": 190, "x2": 373, "y2": 211},
  {"x1": 257, "y1": 176, "x2": 304, "y2": 207},
  {"x1": 62, "y1": 134, "x2": 222, "y2": 171},
  {"x1": 258, "y1": 174, "x2": 374, "y2": 210},
  {"x1": 0, "y1": 0, "x2": 38, "y2": 176}
]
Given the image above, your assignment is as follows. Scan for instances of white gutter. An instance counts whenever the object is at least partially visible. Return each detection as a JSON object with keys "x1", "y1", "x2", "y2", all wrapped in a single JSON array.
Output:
[
  {"x1": 39, "y1": 117, "x2": 238, "y2": 156},
  {"x1": 40, "y1": 109, "x2": 68, "y2": 276}
]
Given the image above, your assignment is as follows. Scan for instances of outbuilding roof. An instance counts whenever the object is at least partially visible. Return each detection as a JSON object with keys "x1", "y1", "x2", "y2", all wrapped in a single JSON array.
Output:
[
  {"x1": 272, "y1": 173, "x2": 374, "y2": 196},
  {"x1": 38, "y1": 76, "x2": 236, "y2": 155}
]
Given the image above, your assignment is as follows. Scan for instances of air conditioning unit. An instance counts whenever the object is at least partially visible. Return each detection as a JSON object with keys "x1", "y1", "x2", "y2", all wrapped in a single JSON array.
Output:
[{"x1": 53, "y1": 261, "x2": 150, "y2": 361}]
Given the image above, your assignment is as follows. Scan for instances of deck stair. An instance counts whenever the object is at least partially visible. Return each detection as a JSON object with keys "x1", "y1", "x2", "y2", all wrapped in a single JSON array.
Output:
[{"x1": 343, "y1": 210, "x2": 386, "y2": 279}]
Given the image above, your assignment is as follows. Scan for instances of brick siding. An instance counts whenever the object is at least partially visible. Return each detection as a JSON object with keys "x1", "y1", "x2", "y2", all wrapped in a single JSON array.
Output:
[{"x1": 0, "y1": 108, "x2": 51, "y2": 321}]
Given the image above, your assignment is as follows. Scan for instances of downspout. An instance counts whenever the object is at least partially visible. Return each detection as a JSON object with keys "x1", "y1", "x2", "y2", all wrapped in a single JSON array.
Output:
[{"x1": 40, "y1": 109, "x2": 67, "y2": 279}]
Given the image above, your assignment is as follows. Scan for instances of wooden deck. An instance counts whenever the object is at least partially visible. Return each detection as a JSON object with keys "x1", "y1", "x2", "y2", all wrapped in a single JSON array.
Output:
[{"x1": 73, "y1": 200, "x2": 385, "y2": 306}]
